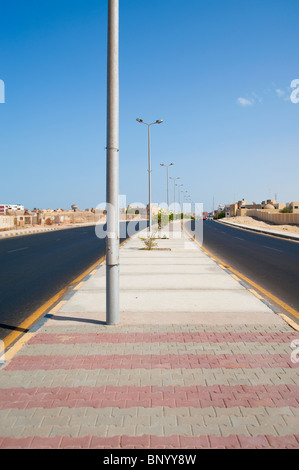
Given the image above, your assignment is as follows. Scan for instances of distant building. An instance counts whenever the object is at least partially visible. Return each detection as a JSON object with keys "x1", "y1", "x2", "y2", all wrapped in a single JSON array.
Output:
[
  {"x1": 237, "y1": 199, "x2": 248, "y2": 209},
  {"x1": 0, "y1": 204, "x2": 24, "y2": 214},
  {"x1": 289, "y1": 202, "x2": 299, "y2": 213},
  {"x1": 127, "y1": 204, "x2": 147, "y2": 215},
  {"x1": 226, "y1": 198, "x2": 299, "y2": 217},
  {"x1": 224, "y1": 205, "x2": 231, "y2": 217},
  {"x1": 229, "y1": 203, "x2": 238, "y2": 217}
]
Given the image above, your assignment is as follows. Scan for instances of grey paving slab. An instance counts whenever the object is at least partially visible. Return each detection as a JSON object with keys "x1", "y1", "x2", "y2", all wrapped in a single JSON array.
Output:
[
  {"x1": 117, "y1": 264, "x2": 224, "y2": 274},
  {"x1": 58, "y1": 289, "x2": 275, "y2": 314},
  {"x1": 0, "y1": 406, "x2": 298, "y2": 439},
  {"x1": 79, "y1": 273, "x2": 245, "y2": 291},
  {"x1": 1, "y1": 367, "x2": 298, "y2": 389}
]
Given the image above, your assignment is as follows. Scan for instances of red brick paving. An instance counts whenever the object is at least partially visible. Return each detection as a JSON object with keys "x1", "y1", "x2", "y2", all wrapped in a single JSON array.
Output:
[
  {"x1": 5, "y1": 353, "x2": 297, "y2": 371},
  {"x1": 1, "y1": 325, "x2": 299, "y2": 449},
  {"x1": 1, "y1": 435, "x2": 299, "y2": 449},
  {"x1": 0, "y1": 384, "x2": 298, "y2": 410},
  {"x1": 28, "y1": 331, "x2": 299, "y2": 345}
]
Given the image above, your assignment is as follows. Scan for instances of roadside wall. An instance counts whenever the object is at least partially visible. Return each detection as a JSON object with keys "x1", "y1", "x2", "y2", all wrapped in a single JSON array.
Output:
[
  {"x1": 0, "y1": 216, "x2": 14, "y2": 231},
  {"x1": 239, "y1": 209, "x2": 299, "y2": 225}
]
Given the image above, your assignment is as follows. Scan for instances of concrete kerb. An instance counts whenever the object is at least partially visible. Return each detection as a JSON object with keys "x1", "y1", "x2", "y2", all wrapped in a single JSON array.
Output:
[
  {"x1": 217, "y1": 219, "x2": 299, "y2": 242},
  {"x1": 0, "y1": 222, "x2": 106, "y2": 240}
]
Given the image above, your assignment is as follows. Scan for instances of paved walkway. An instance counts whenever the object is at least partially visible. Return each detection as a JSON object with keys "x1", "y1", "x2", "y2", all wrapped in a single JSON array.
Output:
[{"x1": 0, "y1": 223, "x2": 298, "y2": 448}]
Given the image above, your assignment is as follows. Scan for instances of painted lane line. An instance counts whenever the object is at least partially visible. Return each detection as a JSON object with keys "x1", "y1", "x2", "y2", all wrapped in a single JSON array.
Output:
[
  {"x1": 263, "y1": 245, "x2": 283, "y2": 253},
  {"x1": 7, "y1": 247, "x2": 29, "y2": 254},
  {"x1": 234, "y1": 236, "x2": 244, "y2": 240}
]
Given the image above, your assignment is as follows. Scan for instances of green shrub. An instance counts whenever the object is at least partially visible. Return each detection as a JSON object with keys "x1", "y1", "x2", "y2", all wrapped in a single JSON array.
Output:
[
  {"x1": 213, "y1": 211, "x2": 225, "y2": 219},
  {"x1": 139, "y1": 232, "x2": 158, "y2": 250}
]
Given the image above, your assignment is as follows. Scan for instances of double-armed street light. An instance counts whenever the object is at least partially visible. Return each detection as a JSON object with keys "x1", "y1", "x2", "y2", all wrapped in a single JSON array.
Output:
[
  {"x1": 136, "y1": 119, "x2": 163, "y2": 231},
  {"x1": 160, "y1": 162, "x2": 174, "y2": 210}
]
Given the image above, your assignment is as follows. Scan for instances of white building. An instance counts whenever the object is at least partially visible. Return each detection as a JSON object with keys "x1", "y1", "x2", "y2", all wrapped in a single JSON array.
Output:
[{"x1": 0, "y1": 204, "x2": 24, "y2": 212}]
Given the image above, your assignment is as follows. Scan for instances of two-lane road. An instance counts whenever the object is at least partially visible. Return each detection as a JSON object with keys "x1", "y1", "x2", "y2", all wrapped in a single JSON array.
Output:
[
  {"x1": 2, "y1": 218, "x2": 298, "y2": 342},
  {"x1": 0, "y1": 221, "x2": 146, "y2": 341},
  {"x1": 185, "y1": 219, "x2": 299, "y2": 318}
]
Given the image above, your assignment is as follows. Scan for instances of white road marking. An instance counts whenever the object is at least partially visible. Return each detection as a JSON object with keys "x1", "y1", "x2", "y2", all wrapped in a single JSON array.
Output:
[
  {"x1": 234, "y1": 236, "x2": 244, "y2": 240},
  {"x1": 263, "y1": 245, "x2": 283, "y2": 253},
  {"x1": 7, "y1": 247, "x2": 29, "y2": 254}
]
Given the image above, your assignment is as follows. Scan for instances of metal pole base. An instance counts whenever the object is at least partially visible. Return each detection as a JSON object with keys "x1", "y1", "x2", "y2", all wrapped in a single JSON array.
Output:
[{"x1": 106, "y1": 264, "x2": 119, "y2": 325}]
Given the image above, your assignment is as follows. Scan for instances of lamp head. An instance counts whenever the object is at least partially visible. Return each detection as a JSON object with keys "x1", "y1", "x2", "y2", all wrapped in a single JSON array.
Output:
[
  {"x1": 136, "y1": 118, "x2": 143, "y2": 123},
  {"x1": 155, "y1": 120, "x2": 163, "y2": 124}
]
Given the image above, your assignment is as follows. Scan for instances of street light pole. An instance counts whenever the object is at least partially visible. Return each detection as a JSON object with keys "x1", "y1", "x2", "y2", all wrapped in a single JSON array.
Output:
[
  {"x1": 106, "y1": 0, "x2": 119, "y2": 325},
  {"x1": 136, "y1": 119, "x2": 163, "y2": 231},
  {"x1": 178, "y1": 183, "x2": 183, "y2": 216},
  {"x1": 170, "y1": 176, "x2": 180, "y2": 219},
  {"x1": 180, "y1": 187, "x2": 184, "y2": 206},
  {"x1": 160, "y1": 162, "x2": 174, "y2": 210}
]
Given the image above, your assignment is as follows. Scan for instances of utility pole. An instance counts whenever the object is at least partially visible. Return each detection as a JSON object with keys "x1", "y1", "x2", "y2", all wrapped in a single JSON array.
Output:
[{"x1": 106, "y1": 0, "x2": 119, "y2": 325}]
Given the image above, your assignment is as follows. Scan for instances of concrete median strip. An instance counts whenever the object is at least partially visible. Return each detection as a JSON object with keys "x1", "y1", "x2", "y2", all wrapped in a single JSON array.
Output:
[{"x1": 0, "y1": 222, "x2": 298, "y2": 449}]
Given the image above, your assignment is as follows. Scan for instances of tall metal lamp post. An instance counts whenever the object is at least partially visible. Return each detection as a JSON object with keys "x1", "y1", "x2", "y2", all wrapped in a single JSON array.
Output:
[
  {"x1": 106, "y1": 0, "x2": 119, "y2": 325},
  {"x1": 178, "y1": 183, "x2": 184, "y2": 217},
  {"x1": 160, "y1": 162, "x2": 174, "y2": 210},
  {"x1": 169, "y1": 176, "x2": 180, "y2": 219},
  {"x1": 136, "y1": 119, "x2": 163, "y2": 231}
]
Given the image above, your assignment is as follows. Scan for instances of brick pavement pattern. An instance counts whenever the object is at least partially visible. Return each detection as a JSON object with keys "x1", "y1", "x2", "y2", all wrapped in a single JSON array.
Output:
[
  {"x1": 0, "y1": 226, "x2": 299, "y2": 449},
  {"x1": 0, "y1": 323, "x2": 299, "y2": 448}
]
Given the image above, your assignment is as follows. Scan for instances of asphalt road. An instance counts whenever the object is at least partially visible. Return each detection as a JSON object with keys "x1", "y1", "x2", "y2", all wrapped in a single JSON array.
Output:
[
  {"x1": 185, "y1": 219, "x2": 299, "y2": 315},
  {"x1": 0, "y1": 221, "x2": 146, "y2": 341}
]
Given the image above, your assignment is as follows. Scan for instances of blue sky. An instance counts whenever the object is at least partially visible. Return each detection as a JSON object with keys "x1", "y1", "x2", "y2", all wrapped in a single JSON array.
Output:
[{"x1": 0, "y1": 0, "x2": 298, "y2": 212}]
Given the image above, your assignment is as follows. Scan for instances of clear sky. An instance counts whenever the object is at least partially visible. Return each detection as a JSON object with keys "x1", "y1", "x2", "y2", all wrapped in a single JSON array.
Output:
[{"x1": 0, "y1": 0, "x2": 298, "y2": 212}]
